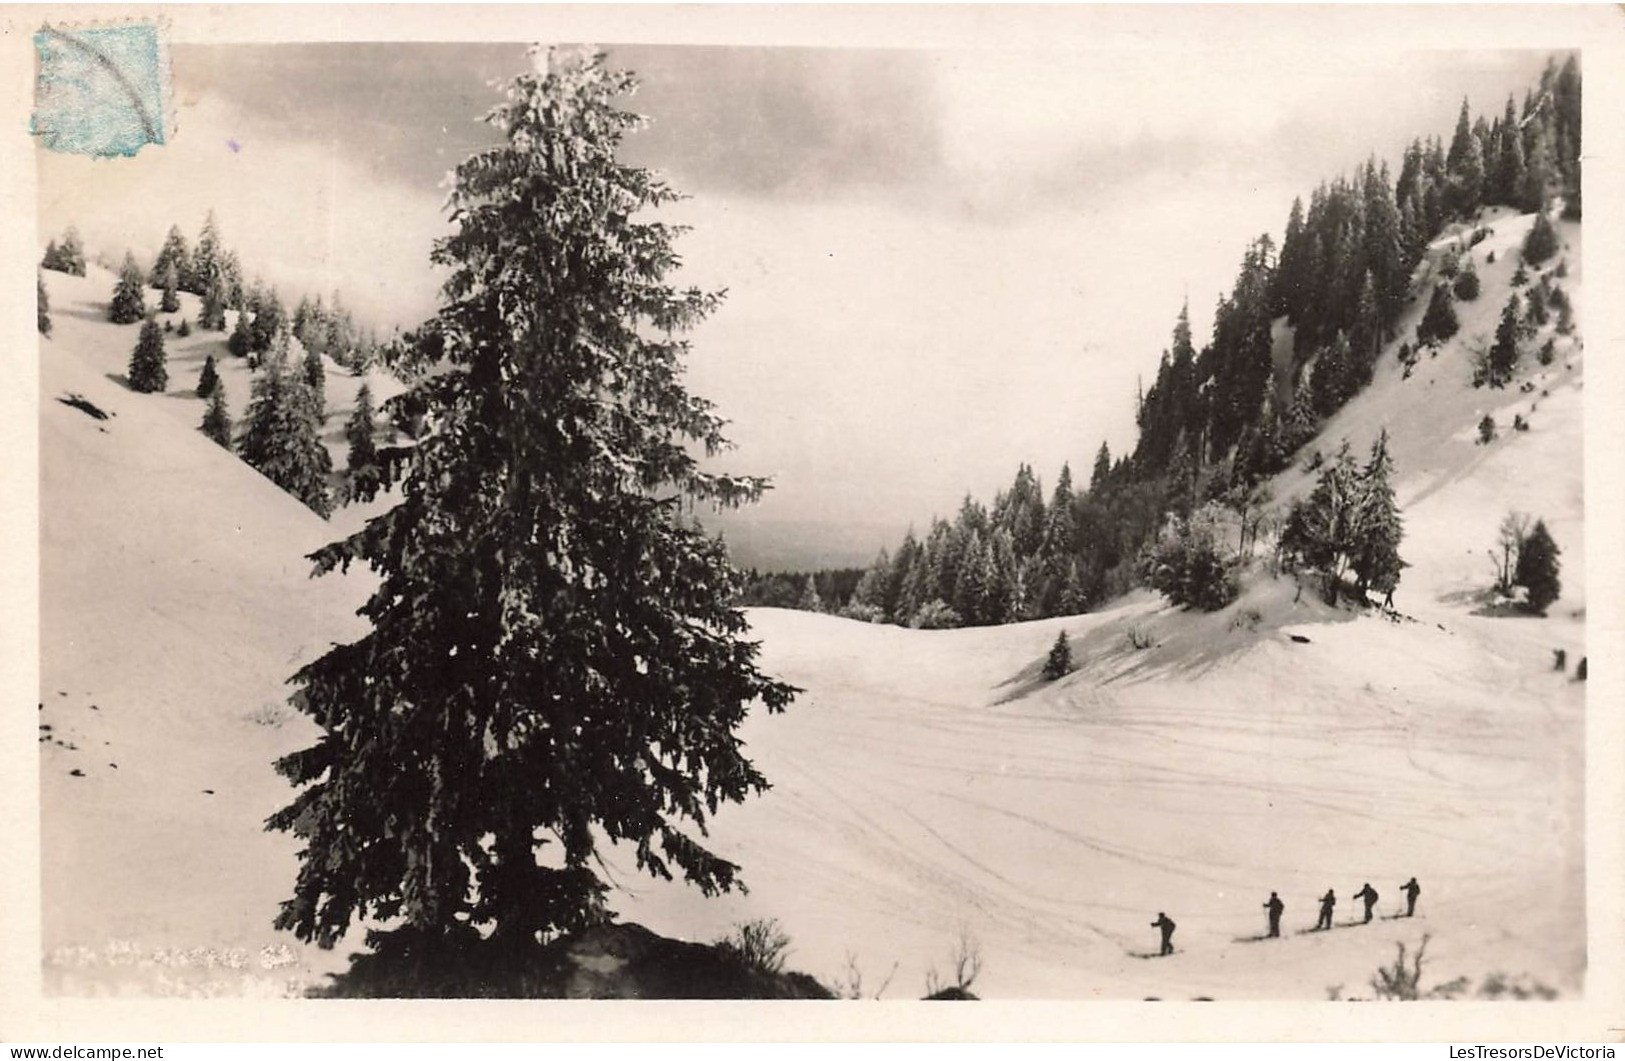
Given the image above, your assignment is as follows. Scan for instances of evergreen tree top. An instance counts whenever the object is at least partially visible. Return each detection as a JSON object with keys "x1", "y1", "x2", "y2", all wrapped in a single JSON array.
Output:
[{"x1": 267, "y1": 48, "x2": 796, "y2": 952}]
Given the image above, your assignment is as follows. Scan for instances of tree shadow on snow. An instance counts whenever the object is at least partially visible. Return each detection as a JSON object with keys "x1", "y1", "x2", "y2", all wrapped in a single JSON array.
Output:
[{"x1": 57, "y1": 302, "x2": 116, "y2": 325}]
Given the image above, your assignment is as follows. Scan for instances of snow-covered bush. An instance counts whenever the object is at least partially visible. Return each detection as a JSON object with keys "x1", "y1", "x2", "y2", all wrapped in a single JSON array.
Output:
[
  {"x1": 1139, "y1": 502, "x2": 1240, "y2": 611},
  {"x1": 839, "y1": 601, "x2": 886, "y2": 624},
  {"x1": 909, "y1": 599, "x2": 961, "y2": 630}
]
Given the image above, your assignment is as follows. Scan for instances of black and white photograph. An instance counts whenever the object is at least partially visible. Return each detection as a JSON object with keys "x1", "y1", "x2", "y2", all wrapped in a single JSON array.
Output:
[{"x1": 5, "y1": 3, "x2": 1624, "y2": 1043}]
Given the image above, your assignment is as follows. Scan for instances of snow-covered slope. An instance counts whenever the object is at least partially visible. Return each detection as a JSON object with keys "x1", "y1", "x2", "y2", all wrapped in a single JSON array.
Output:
[
  {"x1": 1271, "y1": 207, "x2": 1585, "y2": 616},
  {"x1": 605, "y1": 208, "x2": 1587, "y2": 1000},
  {"x1": 35, "y1": 208, "x2": 1585, "y2": 1001},
  {"x1": 39, "y1": 270, "x2": 382, "y2": 995}
]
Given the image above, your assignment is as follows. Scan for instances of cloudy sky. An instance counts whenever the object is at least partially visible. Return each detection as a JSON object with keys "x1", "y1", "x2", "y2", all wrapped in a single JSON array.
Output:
[{"x1": 35, "y1": 31, "x2": 1562, "y2": 566}]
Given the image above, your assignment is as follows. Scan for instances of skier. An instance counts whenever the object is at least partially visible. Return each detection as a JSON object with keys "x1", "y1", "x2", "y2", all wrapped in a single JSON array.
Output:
[
  {"x1": 1263, "y1": 891, "x2": 1284, "y2": 938},
  {"x1": 1151, "y1": 912, "x2": 1176, "y2": 956},
  {"x1": 1315, "y1": 889, "x2": 1336, "y2": 931},
  {"x1": 1401, "y1": 877, "x2": 1421, "y2": 918},
  {"x1": 1354, "y1": 882, "x2": 1379, "y2": 923}
]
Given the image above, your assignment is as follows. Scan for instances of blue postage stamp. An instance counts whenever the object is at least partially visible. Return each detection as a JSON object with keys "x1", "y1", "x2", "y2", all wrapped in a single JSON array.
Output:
[{"x1": 31, "y1": 21, "x2": 170, "y2": 158}]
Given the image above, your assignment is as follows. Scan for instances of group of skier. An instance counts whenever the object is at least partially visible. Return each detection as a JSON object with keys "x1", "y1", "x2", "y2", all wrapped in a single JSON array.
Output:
[{"x1": 1149, "y1": 877, "x2": 1421, "y2": 956}]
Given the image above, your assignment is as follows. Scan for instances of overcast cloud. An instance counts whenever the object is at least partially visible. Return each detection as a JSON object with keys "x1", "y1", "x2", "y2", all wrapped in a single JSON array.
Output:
[{"x1": 36, "y1": 41, "x2": 1561, "y2": 564}]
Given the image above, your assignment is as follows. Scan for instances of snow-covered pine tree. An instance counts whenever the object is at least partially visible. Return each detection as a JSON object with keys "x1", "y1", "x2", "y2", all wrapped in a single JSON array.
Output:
[
  {"x1": 1350, "y1": 273, "x2": 1381, "y2": 387},
  {"x1": 159, "y1": 261, "x2": 181, "y2": 313},
  {"x1": 187, "y1": 210, "x2": 223, "y2": 296},
  {"x1": 37, "y1": 273, "x2": 50, "y2": 337},
  {"x1": 152, "y1": 225, "x2": 191, "y2": 291},
  {"x1": 200, "y1": 272, "x2": 228, "y2": 331},
  {"x1": 1453, "y1": 259, "x2": 1481, "y2": 301},
  {"x1": 1523, "y1": 211, "x2": 1558, "y2": 266},
  {"x1": 221, "y1": 250, "x2": 245, "y2": 310},
  {"x1": 344, "y1": 381, "x2": 377, "y2": 472},
  {"x1": 42, "y1": 227, "x2": 87, "y2": 276},
  {"x1": 302, "y1": 344, "x2": 326, "y2": 408},
  {"x1": 236, "y1": 330, "x2": 331, "y2": 517},
  {"x1": 196, "y1": 354, "x2": 220, "y2": 398},
  {"x1": 200, "y1": 383, "x2": 231, "y2": 447},
  {"x1": 265, "y1": 48, "x2": 797, "y2": 961},
  {"x1": 293, "y1": 295, "x2": 318, "y2": 351},
  {"x1": 1310, "y1": 331, "x2": 1356, "y2": 416},
  {"x1": 249, "y1": 288, "x2": 286, "y2": 354},
  {"x1": 1090, "y1": 444, "x2": 1111, "y2": 492},
  {"x1": 1416, "y1": 285, "x2": 1459, "y2": 347},
  {"x1": 986, "y1": 528, "x2": 1017, "y2": 624},
  {"x1": 799, "y1": 573, "x2": 824, "y2": 613},
  {"x1": 1139, "y1": 501, "x2": 1239, "y2": 611},
  {"x1": 228, "y1": 307, "x2": 252, "y2": 357},
  {"x1": 1487, "y1": 295, "x2": 1522, "y2": 387},
  {"x1": 893, "y1": 533, "x2": 928, "y2": 622},
  {"x1": 953, "y1": 528, "x2": 990, "y2": 625},
  {"x1": 1281, "y1": 441, "x2": 1361, "y2": 604},
  {"x1": 1057, "y1": 558, "x2": 1088, "y2": 616},
  {"x1": 1524, "y1": 283, "x2": 1549, "y2": 328},
  {"x1": 109, "y1": 252, "x2": 147, "y2": 324},
  {"x1": 127, "y1": 317, "x2": 168, "y2": 393},
  {"x1": 848, "y1": 551, "x2": 889, "y2": 617},
  {"x1": 1513, "y1": 519, "x2": 1561, "y2": 614},
  {"x1": 1043, "y1": 630, "x2": 1072, "y2": 680},
  {"x1": 1351, "y1": 429, "x2": 1404, "y2": 600},
  {"x1": 1444, "y1": 99, "x2": 1485, "y2": 217}
]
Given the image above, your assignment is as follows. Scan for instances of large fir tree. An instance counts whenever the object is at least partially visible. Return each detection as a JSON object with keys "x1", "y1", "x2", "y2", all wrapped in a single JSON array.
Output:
[
  {"x1": 265, "y1": 49, "x2": 797, "y2": 959},
  {"x1": 302, "y1": 345, "x2": 326, "y2": 408},
  {"x1": 1523, "y1": 211, "x2": 1558, "y2": 266},
  {"x1": 187, "y1": 210, "x2": 223, "y2": 296},
  {"x1": 37, "y1": 273, "x2": 51, "y2": 337},
  {"x1": 127, "y1": 317, "x2": 169, "y2": 393},
  {"x1": 1281, "y1": 442, "x2": 1361, "y2": 604},
  {"x1": 200, "y1": 383, "x2": 232, "y2": 447},
  {"x1": 1486, "y1": 294, "x2": 1522, "y2": 387},
  {"x1": 1351, "y1": 429, "x2": 1403, "y2": 600},
  {"x1": 159, "y1": 261, "x2": 181, "y2": 313},
  {"x1": 200, "y1": 273, "x2": 228, "y2": 331},
  {"x1": 1416, "y1": 284, "x2": 1459, "y2": 347},
  {"x1": 1513, "y1": 518, "x2": 1561, "y2": 614},
  {"x1": 196, "y1": 354, "x2": 220, "y2": 399},
  {"x1": 228, "y1": 306, "x2": 253, "y2": 357},
  {"x1": 109, "y1": 252, "x2": 147, "y2": 324},
  {"x1": 345, "y1": 381, "x2": 377, "y2": 472},
  {"x1": 248, "y1": 287, "x2": 287, "y2": 354},
  {"x1": 152, "y1": 224, "x2": 192, "y2": 291},
  {"x1": 237, "y1": 331, "x2": 332, "y2": 517},
  {"x1": 1043, "y1": 630, "x2": 1072, "y2": 680}
]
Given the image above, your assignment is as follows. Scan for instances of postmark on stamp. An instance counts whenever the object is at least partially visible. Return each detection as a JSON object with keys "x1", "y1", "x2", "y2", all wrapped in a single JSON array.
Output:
[{"x1": 31, "y1": 21, "x2": 171, "y2": 158}]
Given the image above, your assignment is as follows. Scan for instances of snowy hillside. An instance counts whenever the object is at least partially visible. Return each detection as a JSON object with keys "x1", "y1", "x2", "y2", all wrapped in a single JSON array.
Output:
[
  {"x1": 603, "y1": 206, "x2": 1588, "y2": 1000},
  {"x1": 39, "y1": 270, "x2": 385, "y2": 995},
  {"x1": 36, "y1": 206, "x2": 1584, "y2": 1000},
  {"x1": 1270, "y1": 206, "x2": 1585, "y2": 617}
]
